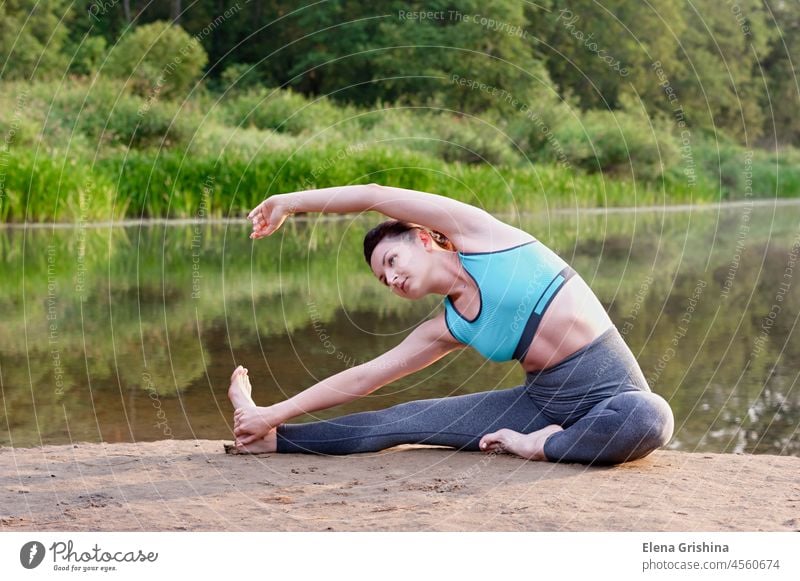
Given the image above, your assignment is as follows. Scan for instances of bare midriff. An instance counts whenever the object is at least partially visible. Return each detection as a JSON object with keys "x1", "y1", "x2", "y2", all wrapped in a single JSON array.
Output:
[{"x1": 520, "y1": 273, "x2": 615, "y2": 373}]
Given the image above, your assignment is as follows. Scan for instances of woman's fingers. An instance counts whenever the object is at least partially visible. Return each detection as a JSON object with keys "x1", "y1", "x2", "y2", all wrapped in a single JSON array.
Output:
[
  {"x1": 251, "y1": 224, "x2": 275, "y2": 239},
  {"x1": 248, "y1": 214, "x2": 272, "y2": 239},
  {"x1": 248, "y1": 199, "x2": 273, "y2": 222},
  {"x1": 247, "y1": 202, "x2": 266, "y2": 220},
  {"x1": 248, "y1": 200, "x2": 290, "y2": 240},
  {"x1": 238, "y1": 434, "x2": 258, "y2": 445}
]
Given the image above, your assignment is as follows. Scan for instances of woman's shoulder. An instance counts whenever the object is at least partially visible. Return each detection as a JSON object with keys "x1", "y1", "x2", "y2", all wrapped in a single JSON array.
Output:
[{"x1": 454, "y1": 221, "x2": 536, "y2": 254}]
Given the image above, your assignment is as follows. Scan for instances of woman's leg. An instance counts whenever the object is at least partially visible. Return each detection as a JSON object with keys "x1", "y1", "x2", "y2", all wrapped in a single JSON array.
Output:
[
  {"x1": 481, "y1": 326, "x2": 675, "y2": 465},
  {"x1": 480, "y1": 391, "x2": 673, "y2": 465},
  {"x1": 542, "y1": 390, "x2": 674, "y2": 465},
  {"x1": 276, "y1": 383, "x2": 554, "y2": 455}
]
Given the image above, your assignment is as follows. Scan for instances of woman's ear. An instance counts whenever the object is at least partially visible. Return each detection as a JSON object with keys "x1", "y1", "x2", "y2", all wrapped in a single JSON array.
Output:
[{"x1": 417, "y1": 228, "x2": 433, "y2": 250}]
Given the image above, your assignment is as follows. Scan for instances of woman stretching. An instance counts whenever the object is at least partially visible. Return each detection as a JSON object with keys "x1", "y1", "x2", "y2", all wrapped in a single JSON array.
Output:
[{"x1": 227, "y1": 183, "x2": 674, "y2": 465}]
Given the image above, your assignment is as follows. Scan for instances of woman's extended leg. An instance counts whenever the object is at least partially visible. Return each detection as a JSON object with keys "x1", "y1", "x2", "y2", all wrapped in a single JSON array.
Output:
[
  {"x1": 275, "y1": 383, "x2": 554, "y2": 455},
  {"x1": 481, "y1": 390, "x2": 674, "y2": 465}
]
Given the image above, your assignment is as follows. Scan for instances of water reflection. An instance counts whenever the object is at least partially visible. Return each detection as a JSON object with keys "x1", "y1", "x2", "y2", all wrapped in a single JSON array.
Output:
[{"x1": 1, "y1": 202, "x2": 798, "y2": 455}]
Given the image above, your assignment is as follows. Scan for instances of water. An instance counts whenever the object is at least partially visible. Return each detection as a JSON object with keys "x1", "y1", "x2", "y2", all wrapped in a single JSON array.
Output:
[{"x1": 1, "y1": 202, "x2": 798, "y2": 455}]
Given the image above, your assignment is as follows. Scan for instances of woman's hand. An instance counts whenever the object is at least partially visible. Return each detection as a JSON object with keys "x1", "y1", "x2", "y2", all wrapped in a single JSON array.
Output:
[
  {"x1": 233, "y1": 405, "x2": 280, "y2": 444},
  {"x1": 247, "y1": 194, "x2": 295, "y2": 239}
]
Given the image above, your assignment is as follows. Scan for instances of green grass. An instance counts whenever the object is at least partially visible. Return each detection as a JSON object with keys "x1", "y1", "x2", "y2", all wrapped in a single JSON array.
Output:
[
  {"x1": 0, "y1": 78, "x2": 794, "y2": 222},
  {"x1": 1, "y1": 145, "x2": 723, "y2": 223}
]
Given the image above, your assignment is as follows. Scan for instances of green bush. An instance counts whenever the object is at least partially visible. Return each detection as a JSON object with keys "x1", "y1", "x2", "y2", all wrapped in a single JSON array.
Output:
[
  {"x1": 422, "y1": 112, "x2": 521, "y2": 166},
  {"x1": 697, "y1": 139, "x2": 800, "y2": 200},
  {"x1": 504, "y1": 100, "x2": 574, "y2": 162},
  {"x1": 349, "y1": 107, "x2": 521, "y2": 166},
  {"x1": 219, "y1": 62, "x2": 264, "y2": 92},
  {"x1": 219, "y1": 87, "x2": 353, "y2": 135},
  {"x1": 43, "y1": 78, "x2": 200, "y2": 149},
  {"x1": 554, "y1": 110, "x2": 679, "y2": 181},
  {"x1": 0, "y1": 0, "x2": 70, "y2": 80},
  {"x1": 65, "y1": 35, "x2": 108, "y2": 76},
  {"x1": 105, "y1": 21, "x2": 208, "y2": 99},
  {"x1": 0, "y1": 90, "x2": 41, "y2": 149}
]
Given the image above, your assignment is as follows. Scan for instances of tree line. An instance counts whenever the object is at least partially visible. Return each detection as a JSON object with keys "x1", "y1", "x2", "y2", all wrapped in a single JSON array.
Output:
[{"x1": 1, "y1": 0, "x2": 797, "y2": 148}]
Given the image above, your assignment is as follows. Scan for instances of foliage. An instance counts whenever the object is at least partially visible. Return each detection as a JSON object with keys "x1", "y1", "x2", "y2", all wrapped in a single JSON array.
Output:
[
  {"x1": 0, "y1": 0, "x2": 72, "y2": 80},
  {"x1": 104, "y1": 20, "x2": 208, "y2": 99},
  {"x1": 760, "y1": 0, "x2": 800, "y2": 146},
  {"x1": 553, "y1": 107, "x2": 680, "y2": 181},
  {"x1": 40, "y1": 78, "x2": 201, "y2": 148},
  {"x1": 1, "y1": 1, "x2": 800, "y2": 224},
  {"x1": 218, "y1": 86, "x2": 354, "y2": 135}
]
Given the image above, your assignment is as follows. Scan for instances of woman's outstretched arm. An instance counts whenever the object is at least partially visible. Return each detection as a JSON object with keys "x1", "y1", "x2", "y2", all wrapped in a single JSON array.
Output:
[
  {"x1": 248, "y1": 183, "x2": 504, "y2": 245},
  {"x1": 233, "y1": 314, "x2": 464, "y2": 444}
]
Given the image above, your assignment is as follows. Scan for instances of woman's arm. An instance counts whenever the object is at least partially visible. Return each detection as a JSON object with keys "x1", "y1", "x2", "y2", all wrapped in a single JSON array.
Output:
[
  {"x1": 248, "y1": 183, "x2": 517, "y2": 248},
  {"x1": 233, "y1": 314, "x2": 464, "y2": 443}
]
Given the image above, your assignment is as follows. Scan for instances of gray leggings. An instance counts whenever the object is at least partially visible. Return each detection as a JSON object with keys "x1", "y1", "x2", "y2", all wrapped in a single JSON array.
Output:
[{"x1": 275, "y1": 326, "x2": 674, "y2": 465}]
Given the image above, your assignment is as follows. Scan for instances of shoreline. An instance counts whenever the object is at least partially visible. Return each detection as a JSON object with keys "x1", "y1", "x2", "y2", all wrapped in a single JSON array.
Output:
[
  {"x1": 1, "y1": 197, "x2": 797, "y2": 230},
  {"x1": 1, "y1": 440, "x2": 798, "y2": 532}
]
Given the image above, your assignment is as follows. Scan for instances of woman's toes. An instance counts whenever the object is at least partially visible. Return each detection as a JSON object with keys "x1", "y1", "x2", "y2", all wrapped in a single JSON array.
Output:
[
  {"x1": 482, "y1": 428, "x2": 533, "y2": 456},
  {"x1": 480, "y1": 429, "x2": 507, "y2": 450}
]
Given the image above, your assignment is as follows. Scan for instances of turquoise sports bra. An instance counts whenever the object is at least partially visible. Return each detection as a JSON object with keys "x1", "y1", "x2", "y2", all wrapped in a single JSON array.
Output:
[{"x1": 443, "y1": 240, "x2": 576, "y2": 362}]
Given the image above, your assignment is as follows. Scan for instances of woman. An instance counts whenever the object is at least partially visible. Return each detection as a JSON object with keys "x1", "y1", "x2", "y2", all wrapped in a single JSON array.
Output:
[{"x1": 228, "y1": 183, "x2": 674, "y2": 465}]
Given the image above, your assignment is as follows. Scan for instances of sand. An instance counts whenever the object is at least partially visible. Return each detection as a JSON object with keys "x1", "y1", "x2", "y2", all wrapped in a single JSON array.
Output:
[{"x1": 1, "y1": 440, "x2": 798, "y2": 531}]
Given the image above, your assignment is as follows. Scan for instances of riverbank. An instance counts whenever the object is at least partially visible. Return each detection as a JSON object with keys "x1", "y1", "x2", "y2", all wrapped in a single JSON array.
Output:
[
  {"x1": 3, "y1": 197, "x2": 798, "y2": 230},
  {"x1": 1, "y1": 440, "x2": 797, "y2": 531}
]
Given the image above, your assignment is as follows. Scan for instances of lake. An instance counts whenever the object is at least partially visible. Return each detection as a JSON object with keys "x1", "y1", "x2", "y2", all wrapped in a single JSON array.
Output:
[{"x1": 1, "y1": 200, "x2": 798, "y2": 456}]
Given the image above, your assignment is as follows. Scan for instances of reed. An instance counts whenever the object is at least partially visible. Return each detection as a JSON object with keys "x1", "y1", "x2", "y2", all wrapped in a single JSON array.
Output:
[{"x1": 0, "y1": 79, "x2": 794, "y2": 222}]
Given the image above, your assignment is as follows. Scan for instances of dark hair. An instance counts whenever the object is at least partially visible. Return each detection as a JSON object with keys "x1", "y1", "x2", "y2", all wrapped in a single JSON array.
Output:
[{"x1": 363, "y1": 219, "x2": 455, "y2": 266}]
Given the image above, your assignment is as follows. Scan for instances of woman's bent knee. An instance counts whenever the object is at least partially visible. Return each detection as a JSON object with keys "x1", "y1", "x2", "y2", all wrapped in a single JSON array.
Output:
[
  {"x1": 586, "y1": 391, "x2": 674, "y2": 465},
  {"x1": 644, "y1": 392, "x2": 674, "y2": 447},
  {"x1": 618, "y1": 391, "x2": 674, "y2": 462}
]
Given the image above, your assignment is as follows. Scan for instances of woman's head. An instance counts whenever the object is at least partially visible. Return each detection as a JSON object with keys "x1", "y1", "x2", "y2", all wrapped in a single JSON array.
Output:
[{"x1": 364, "y1": 219, "x2": 455, "y2": 298}]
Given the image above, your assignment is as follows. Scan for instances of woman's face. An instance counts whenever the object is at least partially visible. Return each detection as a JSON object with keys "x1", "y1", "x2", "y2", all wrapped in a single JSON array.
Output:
[{"x1": 369, "y1": 231, "x2": 433, "y2": 299}]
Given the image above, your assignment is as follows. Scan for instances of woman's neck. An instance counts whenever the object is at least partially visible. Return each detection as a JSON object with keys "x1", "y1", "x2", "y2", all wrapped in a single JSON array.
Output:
[{"x1": 434, "y1": 250, "x2": 474, "y2": 299}]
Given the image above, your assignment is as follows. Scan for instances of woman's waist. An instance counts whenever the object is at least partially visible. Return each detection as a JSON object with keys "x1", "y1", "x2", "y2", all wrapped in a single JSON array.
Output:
[
  {"x1": 520, "y1": 276, "x2": 614, "y2": 372},
  {"x1": 523, "y1": 324, "x2": 649, "y2": 395}
]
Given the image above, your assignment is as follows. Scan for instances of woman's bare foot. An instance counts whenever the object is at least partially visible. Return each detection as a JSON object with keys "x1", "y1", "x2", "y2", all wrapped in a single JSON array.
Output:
[
  {"x1": 228, "y1": 365, "x2": 255, "y2": 409},
  {"x1": 225, "y1": 365, "x2": 277, "y2": 454},
  {"x1": 478, "y1": 424, "x2": 564, "y2": 461},
  {"x1": 224, "y1": 429, "x2": 277, "y2": 455}
]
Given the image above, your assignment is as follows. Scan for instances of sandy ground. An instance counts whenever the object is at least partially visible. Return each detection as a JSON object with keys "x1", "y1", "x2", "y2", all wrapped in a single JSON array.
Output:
[{"x1": 1, "y1": 440, "x2": 798, "y2": 532}]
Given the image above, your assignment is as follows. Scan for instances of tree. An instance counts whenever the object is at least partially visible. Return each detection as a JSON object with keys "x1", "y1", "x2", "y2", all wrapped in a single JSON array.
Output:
[
  {"x1": 0, "y1": 0, "x2": 72, "y2": 80},
  {"x1": 368, "y1": 0, "x2": 556, "y2": 113},
  {"x1": 104, "y1": 20, "x2": 208, "y2": 99},
  {"x1": 760, "y1": 0, "x2": 800, "y2": 146},
  {"x1": 526, "y1": 0, "x2": 686, "y2": 111},
  {"x1": 668, "y1": 0, "x2": 775, "y2": 143}
]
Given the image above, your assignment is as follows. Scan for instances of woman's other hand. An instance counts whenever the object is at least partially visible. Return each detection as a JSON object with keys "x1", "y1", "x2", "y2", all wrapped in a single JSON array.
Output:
[
  {"x1": 233, "y1": 405, "x2": 279, "y2": 444},
  {"x1": 247, "y1": 194, "x2": 295, "y2": 239}
]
